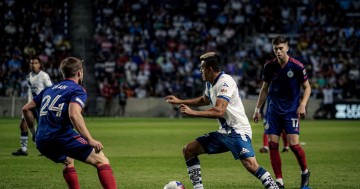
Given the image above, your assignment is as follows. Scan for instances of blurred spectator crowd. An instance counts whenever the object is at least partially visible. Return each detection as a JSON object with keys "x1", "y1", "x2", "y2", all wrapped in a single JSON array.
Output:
[
  {"x1": 0, "y1": 0, "x2": 71, "y2": 97},
  {"x1": 1, "y1": 0, "x2": 359, "y2": 103},
  {"x1": 93, "y1": 0, "x2": 360, "y2": 102}
]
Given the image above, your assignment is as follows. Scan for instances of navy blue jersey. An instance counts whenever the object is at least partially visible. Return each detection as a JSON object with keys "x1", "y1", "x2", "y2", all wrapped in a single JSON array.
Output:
[
  {"x1": 262, "y1": 57, "x2": 308, "y2": 115},
  {"x1": 33, "y1": 79, "x2": 87, "y2": 142}
]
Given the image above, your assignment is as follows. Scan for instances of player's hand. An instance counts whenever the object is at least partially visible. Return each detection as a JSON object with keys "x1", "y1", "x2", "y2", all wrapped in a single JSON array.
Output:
[
  {"x1": 164, "y1": 95, "x2": 180, "y2": 104},
  {"x1": 297, "y1": 104, "x2": 306, "y2": 118},
  {"x1": 178, "y1": 104, "x2": 193, "y2": 116},
  {"x1": 253, "y1": 111, "x2": 261, "y2": 123},
  {"x1": 89, "y1": 139, "x2": 104, "y2": 154}
]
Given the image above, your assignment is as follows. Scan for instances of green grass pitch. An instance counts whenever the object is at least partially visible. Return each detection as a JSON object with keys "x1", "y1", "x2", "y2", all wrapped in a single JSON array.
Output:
[{"x1": 0, "y1": 118, "x2": 359, "y2": 189}]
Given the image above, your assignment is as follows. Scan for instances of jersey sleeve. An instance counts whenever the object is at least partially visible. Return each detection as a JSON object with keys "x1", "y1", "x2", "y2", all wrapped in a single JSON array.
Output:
[
  {"x1": 216, "y1": 77, "x2": 235, "y2": 102},
  {"x1": 43, "y1": 73, "x2": 53, "y2": 87},
  {"x1": 299, "y1": 66, "x2": 308, "y2": 83},
  {"x1": 70, "y1": 86, "x2": 87, "y2": 109},
  {"x1": 262, "y1": 63, "x2": 272, "y2": 83}
]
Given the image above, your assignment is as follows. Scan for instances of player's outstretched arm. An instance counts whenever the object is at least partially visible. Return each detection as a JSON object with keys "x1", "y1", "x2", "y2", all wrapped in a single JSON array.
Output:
[
  {"x1": 69, "y1": 103, "x2": 104, "y2": 153},
  {"x1": 165, "y1": 95, "x2": 209, "y2": 107},
  {"x1": 179, "y1": 97, "x2": 228, "y2": 118}
]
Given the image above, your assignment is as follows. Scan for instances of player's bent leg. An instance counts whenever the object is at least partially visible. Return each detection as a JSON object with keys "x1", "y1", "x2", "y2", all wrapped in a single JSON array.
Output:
[
  {"x1": 241, "y1": 157, "x2": 279, "y2": 189},
  {"x1": 183, "y1": 140, "x2": 205, "y2": 189},
  {"x1": 62, "y1": 157, "x2": 80, "y2": 189},
  {"x1": 182, "y1": 140, "x2": 206, "y2": 160},
  {"x1": 12, "y1": 119, "x2": 29, "y2": 156},
  {"x1": 85, "y1": 149, "x2": 117, "y2": 189}
]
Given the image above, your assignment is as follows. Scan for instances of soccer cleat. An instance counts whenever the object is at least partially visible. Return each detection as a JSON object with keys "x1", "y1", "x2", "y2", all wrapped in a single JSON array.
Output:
[
  {"x1": 282, "y1": 147, "x2": 289, "y2": 153},
  {"x1": 259, "y1": 147, "x2": 269, "y2": 153},
  {"x1": 12, "y1": 149, "x2": 28, "y2": 156},
  {"x1": 276, "y1": 182, "x2": 285, "y2": 188},
  {"x1": 301, "y1": 171, "x2": 310, "y2": 188}
]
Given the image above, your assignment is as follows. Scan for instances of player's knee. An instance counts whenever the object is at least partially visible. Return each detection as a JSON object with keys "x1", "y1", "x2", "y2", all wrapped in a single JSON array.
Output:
[
  {"x1": 87, "y1": 151, "x2": 110, "y2": 166},
  {"x1": 241, "y1": 157, "x2": 259, "y2": 173},
  {"x1": 269, "y1": 141, "x2": 279, "y2": 150},
  {"x1": 182, "y1": 144, "x2": 196, "y2": 157}
]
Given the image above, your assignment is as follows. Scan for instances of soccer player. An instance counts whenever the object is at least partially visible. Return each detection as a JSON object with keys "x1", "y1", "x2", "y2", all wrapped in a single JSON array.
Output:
[
  {"x1": 253, "y1": 36, "x2": 311, "y2": 189},
  {"x1": 12, "y1": 58, "x2": 52, "y2": 156},
  {"x1": 165, "y1": 52, "x2": 279, "y2": 189},
  {"x1": 22, "y1": 57, "x2": 117, "y2": 189}
]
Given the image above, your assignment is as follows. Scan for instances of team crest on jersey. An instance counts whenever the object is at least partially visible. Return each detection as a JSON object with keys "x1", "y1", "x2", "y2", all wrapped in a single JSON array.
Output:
[{"x1": 287, "y1": 70, "x2": 294, "y2": 78}]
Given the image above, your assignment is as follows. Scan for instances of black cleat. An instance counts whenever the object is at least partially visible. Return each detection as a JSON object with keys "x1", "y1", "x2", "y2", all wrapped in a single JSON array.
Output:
[
  {"x1": 301, "y1": 171, "x2": 310, "y2": 188},
  {"x1": 259, "y1": 147, "x2": 269, "y2": 153},
  {"x1": 282, "y1": 147, "x2": 289, "y2": 153},
  {"x1": 12, "y1": 149, "x2": 28, "y2": 156},
  {"x1": 276, "y1": 182, "x2": 285, "y2": 188}
]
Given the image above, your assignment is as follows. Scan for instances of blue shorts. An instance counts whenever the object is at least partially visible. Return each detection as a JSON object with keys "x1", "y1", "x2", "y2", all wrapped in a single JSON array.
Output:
[
  {"x1": 265, "y1": 111, "x2": 300, "y2": 135},
  {"x1": 36, "y1": 132, "x2": 93, "y2": 163},
  {"x1": 196, "y1": 131, "x2": 255, "y2": 160}
]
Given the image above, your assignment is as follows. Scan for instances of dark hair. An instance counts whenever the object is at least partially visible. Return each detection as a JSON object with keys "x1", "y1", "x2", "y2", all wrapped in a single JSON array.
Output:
[
  {"x1": 200, "y1": 52, "x2": 221, "y2": 72},
  {"x1": 272, "y1": 36, "x2": 288, "y2": 45},
  {"x1": 60, "y1": 57, "x2": 83, "y2": 78}
]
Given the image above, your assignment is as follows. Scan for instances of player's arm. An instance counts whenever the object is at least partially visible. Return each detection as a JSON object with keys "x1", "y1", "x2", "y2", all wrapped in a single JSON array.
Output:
[
  {"x1": 178, "y1": 97, "x2": 228, "y2": 118},
  {"x1": 253, "y1": 81, "x2": 270, "y2": 123},
  {"x1": 44, "y1": 73, "x2": 53, "y2": 87},
  {"x1": 165, "y1": 95, "x2": 210, "y2": 107},
  {"x1": 68, "y1": 103, "x2": 103, "y2": 153},
  {"x1": 298, "y1": 80, "x2": 311, "y2": 118},
  {"x1": 22, "y1": 101, "x2": 37, "y2": 131}
]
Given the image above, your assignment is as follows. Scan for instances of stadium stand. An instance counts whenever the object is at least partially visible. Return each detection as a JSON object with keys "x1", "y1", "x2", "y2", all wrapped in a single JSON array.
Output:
[{"x1": 0, "y1": 0, "x2": 359, "y2": 102}]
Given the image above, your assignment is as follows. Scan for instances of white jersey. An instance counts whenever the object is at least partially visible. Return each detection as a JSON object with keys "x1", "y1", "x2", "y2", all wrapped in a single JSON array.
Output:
[
  {"x1": 27, "y1": 70, "x2": 52, "y2": 102},
  {"x1": 204, "y1": 72, "x2": 252, "y2": 139}
]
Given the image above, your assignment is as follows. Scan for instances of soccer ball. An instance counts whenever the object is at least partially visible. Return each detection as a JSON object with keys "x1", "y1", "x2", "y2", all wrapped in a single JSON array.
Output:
[{"x1": 163, "y1": 181, "x2": 185, "y2": 189}]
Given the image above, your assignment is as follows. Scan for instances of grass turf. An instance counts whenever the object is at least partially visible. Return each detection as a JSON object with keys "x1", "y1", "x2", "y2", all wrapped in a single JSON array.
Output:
[{"x1": 0, "y1": 118, "x2": 359, "y2": 189}]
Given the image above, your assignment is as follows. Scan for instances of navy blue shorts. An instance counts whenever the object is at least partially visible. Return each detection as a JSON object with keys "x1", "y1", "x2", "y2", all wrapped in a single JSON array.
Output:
[
  {"x1": 36, "y1": 132, "x2": 93, "y2": 163},
  {"x1": 196, "y1": 131, "x2": 255, "y2": 160},
  {"x1": 265, "y1": 111, "x2": 300, "y2": 135}
]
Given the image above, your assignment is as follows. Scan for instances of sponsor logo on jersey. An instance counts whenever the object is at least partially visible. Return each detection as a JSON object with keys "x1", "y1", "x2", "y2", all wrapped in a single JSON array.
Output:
[
  {"x1": 222, "y1": 82, "x2": 229, "y2": 87},
  {"x1": 220, "y1": 88, "x2": 227, "y2": 93},
  {"x1": 303, "y1": 69, "x2": 307, "y2": 75}
]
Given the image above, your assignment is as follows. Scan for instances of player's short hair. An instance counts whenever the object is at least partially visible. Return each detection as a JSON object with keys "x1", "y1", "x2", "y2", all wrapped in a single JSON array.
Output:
[
  {"x1": 200, "y1": 52, "x2": 221, "y2": 72},
  {"x1": 60, "y1": 57, "x2": 83, "y2": 78},
  {"x1": 272, "y1": 36, "x2": 288, "y2": 45}
]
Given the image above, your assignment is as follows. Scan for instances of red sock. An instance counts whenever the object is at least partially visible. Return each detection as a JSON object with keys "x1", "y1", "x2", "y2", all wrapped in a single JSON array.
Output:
[
  {"x1": 290, "y1": 144, "x2": 307, "y2": 171},
  {"x1": 263, "y1": 133, "x2": 269, "y2": 147},
  {"x1": 281, "y1": 131, "x2": 288, "y2": 147},
  {"x1": 63, "y1": 167, "x2": 80, "y2": 189},
  {"x1": 97, "y1": 164, "x2": 117, "y2": 189},
  {"x1": 269, "y1": 141, "x2": 282, "y2": 179}
]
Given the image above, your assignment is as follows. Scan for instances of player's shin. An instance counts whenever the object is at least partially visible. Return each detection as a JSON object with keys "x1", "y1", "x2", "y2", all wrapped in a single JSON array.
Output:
[
  {"x1": 63, "y1": 167, "x2": 80, "y2": 189},
  {"x1": 186, "y1": 157, "x2": 203, "y2": 189},
  {"x1": 269, "y1": 141, "x2": 283, "y2": 181},
  {"x1": 20, "y1": 132, "x2": 28, "y2": 152},
  {"x1": 254, "y1": 166, "x2": 279, "y2": 189},
  {"x1": 97, "y1": 164, "x2": 117, "y2": 189}
]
